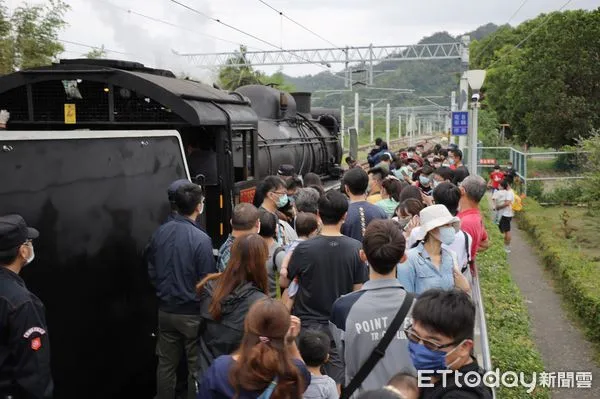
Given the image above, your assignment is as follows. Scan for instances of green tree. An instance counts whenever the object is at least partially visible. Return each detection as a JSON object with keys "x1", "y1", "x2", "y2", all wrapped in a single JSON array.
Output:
[
  {"x1": 218, "y1": 47, "x2": 298, "y2": 92},
  {"x1": 478, "y1": 107, "x2": 502, "y2": 146},
  {"x1": 85, "y1": 45, "x2": 106, "y2": 59},
  {"x1": 218, "y1": 45, "x2": 264, "y2": 90},
  {"x1": 262, "y1": 69, "x2": 296, "y2": 92},
  {"x1": 471, "y1": 10, "x2": 600, "y2": 149},
  {"x1": 0, "y1": 1, "x2": 12, "y2": 73},
  {"x1": 0, "y1": 0, "x2": 69, "y2": 74}
]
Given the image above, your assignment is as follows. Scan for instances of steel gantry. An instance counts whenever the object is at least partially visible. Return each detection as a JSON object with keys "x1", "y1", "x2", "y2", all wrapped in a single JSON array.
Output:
[{"x1": 178, "y1": 40, "x2": 469, "y2": 87}]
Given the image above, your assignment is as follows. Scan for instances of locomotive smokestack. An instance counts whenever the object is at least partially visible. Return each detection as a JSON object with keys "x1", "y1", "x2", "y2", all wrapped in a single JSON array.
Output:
[{"x1": 291, "y1": 92, "x2": 312, "y2": 115}]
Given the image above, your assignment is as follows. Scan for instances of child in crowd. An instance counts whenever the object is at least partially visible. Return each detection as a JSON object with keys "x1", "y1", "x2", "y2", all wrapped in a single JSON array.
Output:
[
  {"x1": 492, "y1": 181, "x2": 508, "y2": 225},
  {"x1": 386, "y1": 373, "x2": 419, "y2": 399},
  {"x1": 298, "y1": 330, "x2": 339, "y2": 399},
  {"x1": 278, "y1": 212, "x2": 320, "y2": 310}
]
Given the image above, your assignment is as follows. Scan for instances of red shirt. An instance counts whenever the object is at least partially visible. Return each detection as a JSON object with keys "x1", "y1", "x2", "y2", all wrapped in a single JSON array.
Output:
[
  {"x1": 490, "y1": 171, "x2": 505, "y2": 189},
  {"x1": 458, "y1": 208, "x2": 488, "y2": 262}
]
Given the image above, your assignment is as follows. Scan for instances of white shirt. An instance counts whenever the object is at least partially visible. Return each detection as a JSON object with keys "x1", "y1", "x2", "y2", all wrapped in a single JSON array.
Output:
[
  {"x1": 447, "y1": 230, "x2": 473, "y2": 273},
  {"x1": 492, "y1": 189, "x2": 515, "y2": 218}
]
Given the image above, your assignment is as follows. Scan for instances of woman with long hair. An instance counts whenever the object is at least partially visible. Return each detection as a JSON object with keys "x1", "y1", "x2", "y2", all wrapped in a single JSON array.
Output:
[
  {"x1": 195, "y1": 234, "x2": 270, "y2": 381},
  {"x1": 197, "y1": 299, "x2": 310, "y2": 398}
]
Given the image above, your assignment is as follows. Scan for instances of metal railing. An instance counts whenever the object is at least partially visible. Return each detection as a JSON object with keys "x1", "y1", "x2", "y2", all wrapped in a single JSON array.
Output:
[{"x1": 476, "y1": 146, "x2": 586, "y2": 195}]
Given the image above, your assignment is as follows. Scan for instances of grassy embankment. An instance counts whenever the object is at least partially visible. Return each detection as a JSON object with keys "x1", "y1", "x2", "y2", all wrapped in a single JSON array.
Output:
[
  {"x1": 477, "y1": 199, "x2": 550, "y2": 398},
  {"x1": 518, "y1": 198, "x2": 600, "y2": 361}
]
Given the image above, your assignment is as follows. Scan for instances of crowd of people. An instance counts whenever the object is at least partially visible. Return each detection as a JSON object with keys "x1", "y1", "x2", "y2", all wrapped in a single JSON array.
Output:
[{"x1": 0, "y1": 137, "x2": 507, "y2": 399}]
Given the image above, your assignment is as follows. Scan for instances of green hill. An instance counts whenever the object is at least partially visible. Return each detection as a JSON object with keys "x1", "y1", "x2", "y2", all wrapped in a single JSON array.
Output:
[{"x1": 284, "y1": 23, "x2": 500, "y2": 109}]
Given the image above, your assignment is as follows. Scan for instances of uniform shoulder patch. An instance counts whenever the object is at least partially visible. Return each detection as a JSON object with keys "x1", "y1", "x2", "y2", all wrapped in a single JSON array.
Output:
[
  {"x1": 23, "y1": 327, "x2": 46, "y2": 338},
  {"x1": 31, "y1": 337, "x2": 42, "y2": 351}
]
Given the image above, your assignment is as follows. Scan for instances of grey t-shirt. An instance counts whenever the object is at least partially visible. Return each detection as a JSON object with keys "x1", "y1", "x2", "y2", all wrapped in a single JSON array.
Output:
[
  {"x1": 330, "y1": 279, "x2": 416, "y2": 396},
  {"x1": 267, "y1": 241, "x2": 287, "y2": 299},
  {"x1": 303, "y1": 374, "x2": 339, "y2": 399}
]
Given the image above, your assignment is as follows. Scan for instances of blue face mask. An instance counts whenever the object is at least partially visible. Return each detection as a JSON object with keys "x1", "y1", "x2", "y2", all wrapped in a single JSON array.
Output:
[
  {"x1": 437, "y1": 226, "x2": 456, "y2": 245},
  {"x1": 419, "y1": 176, "x2": 431, "y2": 186},
  {"x1": 449, "y1": 158, "x2": 456, "y2": 165},
  {"x1": 409, "y1": 341, "x2": 447, "y2": 371},
  {"x1": 277, "y1": 194, "x2": 289, "y2": 208}
]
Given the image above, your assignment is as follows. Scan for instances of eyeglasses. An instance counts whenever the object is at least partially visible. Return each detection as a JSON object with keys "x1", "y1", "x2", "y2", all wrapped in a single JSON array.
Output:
[
  {"x1": 404, "y1": 324, "x2": 458, "y2": 351},
  {"x1": 271, "y1": 191, "x2": 287, "y2": 196}
]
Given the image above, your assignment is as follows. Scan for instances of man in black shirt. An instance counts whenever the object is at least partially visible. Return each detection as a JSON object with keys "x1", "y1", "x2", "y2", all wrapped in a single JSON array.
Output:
[
  {"x1": 0, "y1": 215, "x2": 53, "y2": 399},
  {"x1": 341, "y1": 168, "x2": 387, "y2": 242},
  {"x1": 405, "y1": 289, "x2": 492, "y2": 399},
  {"x1": 283, "y1": 191, "x2": 368, "y2": 385}
]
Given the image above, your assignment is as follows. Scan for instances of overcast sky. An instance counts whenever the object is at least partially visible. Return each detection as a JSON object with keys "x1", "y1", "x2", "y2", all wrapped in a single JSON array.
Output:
[{"x1": 5, "y1": 0, "x2": 599, "y2": 80}]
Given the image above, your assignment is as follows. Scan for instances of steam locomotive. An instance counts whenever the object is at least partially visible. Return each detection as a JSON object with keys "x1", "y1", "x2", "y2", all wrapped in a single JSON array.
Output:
[{"x1": 0, "y1": 59, "x2": 341, "y2": 398}]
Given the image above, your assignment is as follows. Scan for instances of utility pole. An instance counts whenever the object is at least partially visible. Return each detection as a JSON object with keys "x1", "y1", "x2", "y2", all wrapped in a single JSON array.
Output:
[
  {"x1": 354, "y1": 92, "x2": 359, "y2": 139},
  {"x1": 340, "y1": 105, "x2": 345, "y2": 150},
  {"x1": 398, "y1": 115, "x2": 402, "y2": 138},
  {"x1": 450, "y1": 91, "x2": 457, "y2": 145},
  {"x1": 459, "y1": 35, "x2": 470, "y2": 154},
  {"x1": 370, "y1": 103, "x2": 374, "y2": 144},
  {"x1": 385, "y1": 103, "x2": 391, "y2": 145}
]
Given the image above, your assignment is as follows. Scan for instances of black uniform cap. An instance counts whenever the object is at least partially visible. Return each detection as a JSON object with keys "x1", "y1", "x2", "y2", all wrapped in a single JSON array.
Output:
[
  {"x1": 277, "y1": 164, "x2": 296, "y2": 177},
  {"x1": 0, "y1": 215, "x2": 39, "y2": 255}
]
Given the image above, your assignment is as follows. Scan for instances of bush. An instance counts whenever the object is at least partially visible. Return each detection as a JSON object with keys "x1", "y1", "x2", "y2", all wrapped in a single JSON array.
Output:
[
  {"x1": 554, "y1": 153, "x2": 580, "y2": 172},
  {"x1": 541, "y1": 182, "x2": 584, "y2": 204},
  {"x1": 526, "y1": 180, "x2": 544, "y2": 200},
  {"x1": 477, "y1": 199, "x2": 550, "y2": 398},
  {"x1": 518, "y1": 197, "x2": 600, "y2": 345},
  {"x1": 576, "y1": 130, "x2": 600, "y2": 207}
]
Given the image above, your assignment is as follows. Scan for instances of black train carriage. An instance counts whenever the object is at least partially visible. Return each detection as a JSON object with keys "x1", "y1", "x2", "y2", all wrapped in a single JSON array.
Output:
[{"x1": 0, "y1": 58, "x2": 342, "y2": 398}]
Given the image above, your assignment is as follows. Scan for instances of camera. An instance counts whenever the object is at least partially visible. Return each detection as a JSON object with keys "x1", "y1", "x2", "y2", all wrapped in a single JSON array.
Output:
[{"x1": 471, "y1": 93, "x2": 480, "y2": 102}]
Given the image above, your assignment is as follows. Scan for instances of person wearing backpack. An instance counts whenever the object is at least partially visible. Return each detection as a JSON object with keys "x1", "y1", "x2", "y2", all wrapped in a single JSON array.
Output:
[
  {"x1": 197, "y1": 299, "x2": 310, "y2": 398},
  {"x1": 195, "y1": 234, "x2": 269, "y2": 382},
  {"x1": 330, "y1": 220, "x2": 415, "y2": 398},
  {"x1": 432, "y1": 183, "x2": 474, "y2": 280},
  {"x1": 258, "y1": 210, "x2": 288, "y2": 298}
]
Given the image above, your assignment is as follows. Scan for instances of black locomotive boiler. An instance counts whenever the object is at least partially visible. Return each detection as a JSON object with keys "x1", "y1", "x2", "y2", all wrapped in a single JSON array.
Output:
[{"x1": 236, "y1": 84, "x2": 342, "y2": 180}]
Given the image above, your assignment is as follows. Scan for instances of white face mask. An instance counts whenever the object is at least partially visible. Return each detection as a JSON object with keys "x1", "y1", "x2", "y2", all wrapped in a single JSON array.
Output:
[
  {"x1": 445, "y1": 339, "x2": 467, "y2": 370},
  {"x1": 25, "y1": 243, "x2": 35, "y2": 265}
]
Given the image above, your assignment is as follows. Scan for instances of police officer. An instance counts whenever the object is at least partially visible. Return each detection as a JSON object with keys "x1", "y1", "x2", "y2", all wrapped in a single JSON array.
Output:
[{"x1": 0, "y1": 215, "x2": 52, "y2": 399}]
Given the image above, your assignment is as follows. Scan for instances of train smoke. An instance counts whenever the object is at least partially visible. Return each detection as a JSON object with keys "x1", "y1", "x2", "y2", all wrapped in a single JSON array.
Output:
[{"x1": 85, "y1": 0, "x2": 215, "y2": 81}]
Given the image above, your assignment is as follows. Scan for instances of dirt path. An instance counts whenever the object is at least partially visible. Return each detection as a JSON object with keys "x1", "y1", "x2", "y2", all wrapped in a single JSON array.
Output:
[{"x1": 507, "y1": 226, "x2": 600, "y2": 398}]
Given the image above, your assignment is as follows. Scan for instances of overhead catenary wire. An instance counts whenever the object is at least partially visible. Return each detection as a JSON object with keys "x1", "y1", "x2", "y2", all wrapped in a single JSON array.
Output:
[
  {"x1": 168, "y1": 0, "x2": 355, "y2": 84},
  {"x1": 256, "y1": 0, "x2": 342, "y2": 49},
  {"x1": 95, "y1": 0, "x2": 264, "y2": 51},
  {"x1": 474, "y1": 0, "x2": 530, "y2": 64},
  {"x1": 487, "y1": 0, "x2": 575, "y2": 68},
  {"x1": 58, "y1": 39, "x2": 132, "y2": 55}
]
